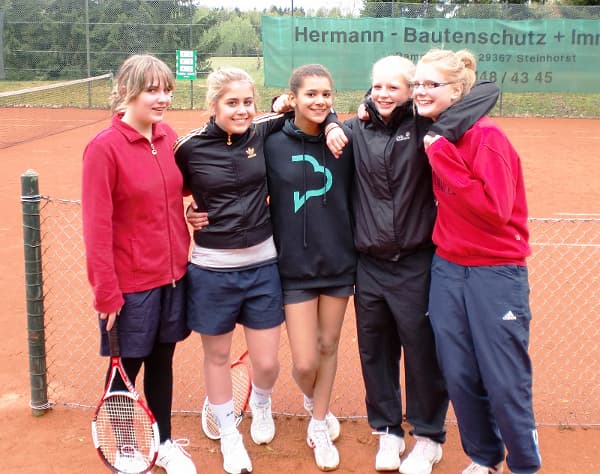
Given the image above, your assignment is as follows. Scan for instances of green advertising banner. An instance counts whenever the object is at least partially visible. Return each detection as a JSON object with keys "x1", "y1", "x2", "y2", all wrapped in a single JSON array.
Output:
[{"x1": 262, "y1": 16, "x2": 600, "y2": 92}]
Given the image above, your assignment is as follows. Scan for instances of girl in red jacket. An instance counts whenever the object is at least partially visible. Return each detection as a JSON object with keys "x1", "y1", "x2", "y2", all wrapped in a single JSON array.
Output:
[
  {"x1": 413, "y1": 49, "x2": 541, "y2": 474},
  {"x1": 82, "y1": 54, "x2": 196, "y2": 474}
]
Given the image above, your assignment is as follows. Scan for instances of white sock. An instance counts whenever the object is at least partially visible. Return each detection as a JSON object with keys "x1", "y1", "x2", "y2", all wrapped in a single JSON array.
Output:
[
  {"x1": 304, "y1": 394, "x2": 314, "y2": 413},
  {"x1": 250, "y1": 383, "x2": 272, "y2": 406},
  {"x1": 210, "y1": 399, "x2": 236, "y2": 434},
  {"x1": 309, "y1": 416, "x2": 327, "y2": 430}
]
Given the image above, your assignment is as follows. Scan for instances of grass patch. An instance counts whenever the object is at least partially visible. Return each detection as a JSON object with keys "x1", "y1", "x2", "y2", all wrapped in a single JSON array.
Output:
[{"x1": 2, "y1": 57, "x2": 599, "y2": 117}]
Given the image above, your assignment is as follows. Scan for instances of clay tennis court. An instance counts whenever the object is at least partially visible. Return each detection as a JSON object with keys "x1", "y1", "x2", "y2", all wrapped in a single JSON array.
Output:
[{"x1": 0, "y1": 109, "x2": 599, "y2": 473}]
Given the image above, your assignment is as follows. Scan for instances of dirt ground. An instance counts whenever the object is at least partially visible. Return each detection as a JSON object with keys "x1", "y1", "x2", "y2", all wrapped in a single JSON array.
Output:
[{"x1": 1, "y1": 111, "x2": 599, "y2": 473}]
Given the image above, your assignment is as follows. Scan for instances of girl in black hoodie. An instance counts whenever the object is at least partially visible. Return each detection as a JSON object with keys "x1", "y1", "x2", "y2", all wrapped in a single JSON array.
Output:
[{"x1": 264, "y1": 64, "x2": 355, "y2": 472}]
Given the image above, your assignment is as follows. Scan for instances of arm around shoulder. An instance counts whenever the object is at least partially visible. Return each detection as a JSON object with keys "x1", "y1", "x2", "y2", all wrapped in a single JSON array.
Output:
[{"x1": 429, "y1": 80, "x2": 500, "y2": 142}]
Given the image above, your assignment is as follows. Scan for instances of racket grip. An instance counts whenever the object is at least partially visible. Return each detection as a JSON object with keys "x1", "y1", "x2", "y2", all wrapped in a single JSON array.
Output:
[{"x1": 108, "y1": 326, "x2": 120, "y2": 357}]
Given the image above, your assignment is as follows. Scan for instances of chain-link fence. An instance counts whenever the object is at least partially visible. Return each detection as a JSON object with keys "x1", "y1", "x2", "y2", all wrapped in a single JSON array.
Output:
[
  {"x1": 31, "y1": 196, "x2": 600, "y2": 427},
  {"x1": 1, "y1": 2, "x2": 599, "y2": 116}
]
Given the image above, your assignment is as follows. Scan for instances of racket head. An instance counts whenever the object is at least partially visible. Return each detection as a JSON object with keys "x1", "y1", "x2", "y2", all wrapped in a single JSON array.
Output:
[
  {"x1": 92, "y1": 390, "x2": 160, "y2": 473},
  {"x1": 91, "y1": 324, "x2": 159, "y2": 473},
  {"x1": 200, "y1": 350, "x2": 252, "y2": 441}
]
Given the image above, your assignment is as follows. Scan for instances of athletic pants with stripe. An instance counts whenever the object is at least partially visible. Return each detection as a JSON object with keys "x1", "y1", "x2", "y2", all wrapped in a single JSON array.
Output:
[
  {"x1": 428, "y1": 254, "x2": 542, "y2": 473},
  {"x1": 354, "y1": 248, "x2": 448, "y2": 442}
]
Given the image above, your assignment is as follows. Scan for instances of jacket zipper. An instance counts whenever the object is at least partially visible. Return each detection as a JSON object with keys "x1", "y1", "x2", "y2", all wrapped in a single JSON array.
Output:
[{"x1": 150, "y1": 141, "x2": 176, "y2": 287}]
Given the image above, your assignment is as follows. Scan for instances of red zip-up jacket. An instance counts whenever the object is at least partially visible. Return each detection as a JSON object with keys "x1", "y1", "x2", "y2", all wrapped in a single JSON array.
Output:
[
  {"x1": 82, "y1": 114, "x2": 190, "y2": 313},
  {"x1": 426, "y1": 116, "x2": 531, "y2": 266}
]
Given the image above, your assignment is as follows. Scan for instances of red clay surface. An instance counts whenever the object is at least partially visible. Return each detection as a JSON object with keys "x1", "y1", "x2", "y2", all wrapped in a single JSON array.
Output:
[{"x1": 1, "y1": 109, "x2": 599, "y2": 473}]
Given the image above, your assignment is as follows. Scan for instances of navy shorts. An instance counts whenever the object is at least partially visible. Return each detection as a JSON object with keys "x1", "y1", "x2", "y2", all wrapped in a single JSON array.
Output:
[
  {"x1": 283, "y1": 285, "x2": 355, "y2": 305},
  {"x1": 186, "y1": 262, "x2": 284, "y2": 335},
  {"x1": 99, "y1": 278, "x2": 190, "y2": 358}
]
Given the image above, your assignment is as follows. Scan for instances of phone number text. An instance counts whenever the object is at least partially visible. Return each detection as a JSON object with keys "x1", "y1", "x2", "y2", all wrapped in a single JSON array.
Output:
[{"x1": 476, "y1": 71, "x2": 553, "y2": 84}]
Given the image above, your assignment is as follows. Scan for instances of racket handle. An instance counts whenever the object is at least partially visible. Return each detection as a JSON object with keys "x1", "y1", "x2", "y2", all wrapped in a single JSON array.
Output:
[{"x1": 108, "y1": 325, "x2": 120, "y2": 357}]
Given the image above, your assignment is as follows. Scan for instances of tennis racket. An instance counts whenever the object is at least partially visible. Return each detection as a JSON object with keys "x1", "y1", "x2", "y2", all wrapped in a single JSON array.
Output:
[
  {"x1": 91, "y1": 323, "x2": 160, "y2": 473},
  {"x1": 201, "y1": 350, "x2": 252, "y2": 440}
]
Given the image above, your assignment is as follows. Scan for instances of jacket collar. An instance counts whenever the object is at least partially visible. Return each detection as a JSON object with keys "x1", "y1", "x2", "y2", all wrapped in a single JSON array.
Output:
[
  {"x1": 112, "y1": 113, "x2": 168, "y2": 142},
  {"x1": 364, "y1": 98, "x2": 414, "y2": 130},
  {"x1": 281, "y1": 117, "x2": 324, "y2": 143},
  {"x1": 205, "y1": 116, "x2": 251, "y2": 145}
]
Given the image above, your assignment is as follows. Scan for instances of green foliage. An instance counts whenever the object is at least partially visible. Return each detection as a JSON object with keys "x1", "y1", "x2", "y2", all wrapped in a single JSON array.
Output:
[
  {"x1": 562, "y1": 0, "x2": 600, "y2": 5},
  {"x1": 1, "y1": 0, "x2": 265, "y2": 80},
  {"x1": 199, "y1": 14, "x2": 259, "y2": 56}
]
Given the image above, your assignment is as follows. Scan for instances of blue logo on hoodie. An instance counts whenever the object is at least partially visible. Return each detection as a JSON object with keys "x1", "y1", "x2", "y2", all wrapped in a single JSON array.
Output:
[{"x1": 291, "y1": 154, "x2": 332, "y2": 213}]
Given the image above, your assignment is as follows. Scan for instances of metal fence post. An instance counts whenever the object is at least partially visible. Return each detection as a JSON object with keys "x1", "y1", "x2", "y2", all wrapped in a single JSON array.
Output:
[{"x1": 20, "y1": 169, "x2": 49, "y2": 416}]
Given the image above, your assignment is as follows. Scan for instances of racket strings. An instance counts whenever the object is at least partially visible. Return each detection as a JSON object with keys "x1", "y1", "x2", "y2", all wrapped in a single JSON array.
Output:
[
  {"x1": 202, "y1": 361, "x2": 251, "y2": 440},
  {"x1": 203, "y1": 401, "x2": 221, "y2": 438},
  {"x1": 231, "y1": 363, "x2": 251, "y2": 416},
  {"x1": 95, "y1": 393, "x2": 155, "y2": 469}
]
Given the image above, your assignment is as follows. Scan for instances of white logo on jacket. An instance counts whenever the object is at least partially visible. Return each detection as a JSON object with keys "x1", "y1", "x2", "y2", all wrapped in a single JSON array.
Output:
[{"x1": 396, "y1": 131, "x2": 411, "y2": 142}]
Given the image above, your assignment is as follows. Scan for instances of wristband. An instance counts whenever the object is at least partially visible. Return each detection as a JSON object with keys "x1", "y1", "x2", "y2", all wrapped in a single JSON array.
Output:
[{"x1": 325, "y1": 124, "x2": 340, "y2": 136}]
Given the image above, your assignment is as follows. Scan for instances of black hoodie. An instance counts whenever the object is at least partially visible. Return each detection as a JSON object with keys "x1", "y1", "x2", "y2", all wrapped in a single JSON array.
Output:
[{"x1": 265, "y1": 118, "x2": 356, "y2": 290}]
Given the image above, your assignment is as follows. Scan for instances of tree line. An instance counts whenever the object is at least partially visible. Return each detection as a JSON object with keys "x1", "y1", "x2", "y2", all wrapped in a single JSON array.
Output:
[{"x1": 0, "y1": 0, "x2": 597, "y2": 80}]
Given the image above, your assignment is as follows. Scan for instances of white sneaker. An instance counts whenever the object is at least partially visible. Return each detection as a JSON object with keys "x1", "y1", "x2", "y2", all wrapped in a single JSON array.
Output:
[
  {"x1": 307, "y1": 422, "x2": 340, "y2": 471},
  {"x1": 462, "y1": 461, "x2": 504, "y2": 474},
  {"x1": 399, "y1": 436, "x2": 442, "y2": 474},
  {"x1": 220, "y1": 429, "x2": 253, "y2": 474},
  {"x1": 374, "y1": 431, "x2": 405, "y2": 471},
  {"x1": 249, "y1": 398, "x2": 275, "y2": 444},
  {"x1": 303, "y1": 397, "x2": 341, "y2": 442},
  {"x1": 155, "y1": 439, "x2": 197, "y2": 474},
  {"x1": 114, "y1": 447, "x2": 148, "y2": 474},
  {"x1": 325, "y1": 411, "x2": 341, "y2": 442}
]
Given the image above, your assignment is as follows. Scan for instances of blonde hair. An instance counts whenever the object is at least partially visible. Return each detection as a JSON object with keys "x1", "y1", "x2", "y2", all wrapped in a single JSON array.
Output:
[
  {"x1": 289, "y1": 64, "x2": 333, "y2": 95},
  {"x1": 110, "y1": 54, "x2": 174, "y2": 114},
  {"x1": 371, "y1": 55, "x2": 415, "y2": 86},
  {"x1": 417, "y1": 48, "x2": 477, "y2": 97},
  {"x1": 206, "y1": 67, "x2": 256, "y2": 109}
]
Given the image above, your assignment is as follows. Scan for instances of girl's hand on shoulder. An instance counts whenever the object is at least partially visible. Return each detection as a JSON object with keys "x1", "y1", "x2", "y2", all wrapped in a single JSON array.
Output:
[
  {"x1": 424, "y1": 133, "x2": 442, "y2": 151},
  {"x1": 357, "y1": 103, "x2": 370, "y2": 121},
  {"x1": 272, "y1": 94, "x2": 292, "y2": 114},
  {"x1": 186, "y1": 201, "x2": 209, "y2": 230},
  {"x1": 325, "y1": 124, "x2": 348, "y2": 159}
]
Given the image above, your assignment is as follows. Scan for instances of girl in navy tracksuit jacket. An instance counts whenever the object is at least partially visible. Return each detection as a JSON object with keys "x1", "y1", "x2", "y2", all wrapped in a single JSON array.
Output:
[
  {"x1": 415, "y1": 49, "x2": 541, "y2": 474},
  {"x1": 264, "y1": 64, "x2": 355, "y2": 471}
]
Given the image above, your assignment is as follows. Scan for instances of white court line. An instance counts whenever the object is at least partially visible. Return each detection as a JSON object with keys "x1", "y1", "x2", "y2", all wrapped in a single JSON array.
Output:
[
  {"x1": 531, "y1": 242, "x2": 600, "y2": 248},
  {"x1": 554, "y1": 213, "x2": 600, "y2": 217}
]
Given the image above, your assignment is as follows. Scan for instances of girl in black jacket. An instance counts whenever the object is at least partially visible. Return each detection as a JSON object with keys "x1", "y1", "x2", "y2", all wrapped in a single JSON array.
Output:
[
  {"x1": 175, "y1": 68, "x2": 282, "y2": 474},
  {"x1": 333, "y1": 56, "x2": 499, "y2": 474}
]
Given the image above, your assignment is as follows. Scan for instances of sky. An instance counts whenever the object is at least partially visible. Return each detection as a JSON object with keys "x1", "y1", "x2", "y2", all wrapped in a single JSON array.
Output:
[{"x1": 196, "y1": 0, "x2": 361, "y2": 15}]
